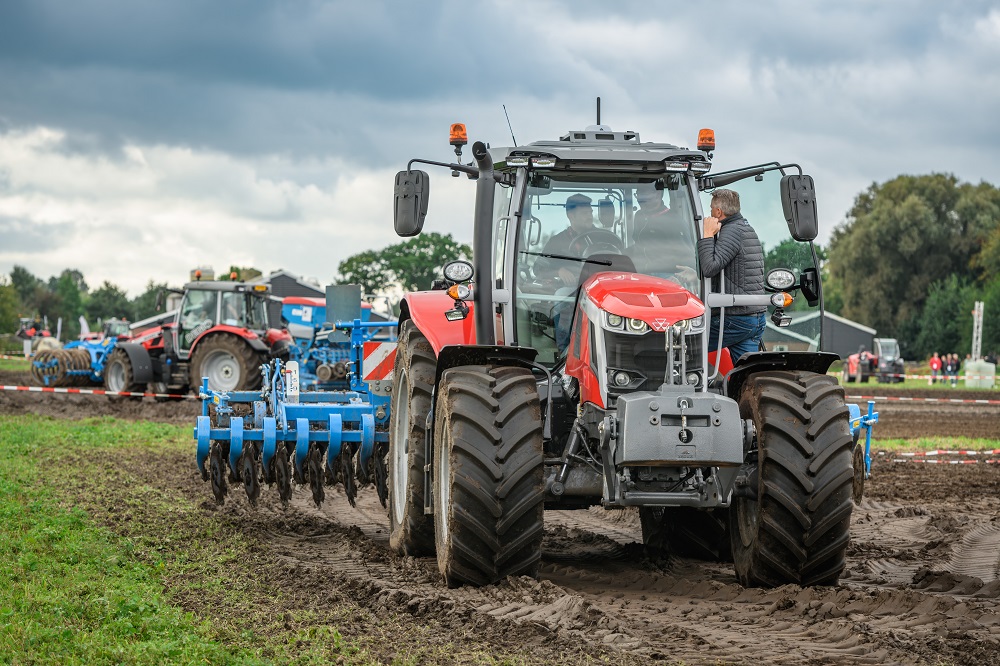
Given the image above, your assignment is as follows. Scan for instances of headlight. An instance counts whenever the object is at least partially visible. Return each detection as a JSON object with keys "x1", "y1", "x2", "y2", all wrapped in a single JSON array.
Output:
[
  {"x1": 627, "y1": 318, "x2": 648, "y2": 333},
  {"x1": 607, "y1": 313, "x2": 624, "y2": 329},
  {"x1": 613, "y1": 371, "x2": 631, "y2": 387},
  {"x1": 686, "y1": 371, "x2": 700, "y2": 386},
  {"x1": 766, "y1": 268, "x2": 796, "y2": 290},
  {"x1": 443, "y1": 260, "x2": 474, "y2": 283}
]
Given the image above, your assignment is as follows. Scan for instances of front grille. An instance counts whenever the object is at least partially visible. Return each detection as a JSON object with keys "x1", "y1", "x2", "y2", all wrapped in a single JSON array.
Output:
[{"x1": 604, "y1": 329, "x2": 702, "y2": 392}]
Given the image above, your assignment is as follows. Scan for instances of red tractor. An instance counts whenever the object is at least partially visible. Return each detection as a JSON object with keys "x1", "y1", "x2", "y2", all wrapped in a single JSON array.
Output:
[
  {"x1": 386, "y1": 120, "x2": 860, "y2": 589},
  {"x1": 106, "y1": 281, "x2": 290, "y2": 395},
  {"x1": 842, "y1": 338, "x2": 904, "y2": 384}
]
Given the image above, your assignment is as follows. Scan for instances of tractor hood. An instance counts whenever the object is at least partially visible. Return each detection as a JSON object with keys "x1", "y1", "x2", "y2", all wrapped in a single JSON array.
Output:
[{"x1": 583, "y1": 272, "x2": 705, "y2": 331}]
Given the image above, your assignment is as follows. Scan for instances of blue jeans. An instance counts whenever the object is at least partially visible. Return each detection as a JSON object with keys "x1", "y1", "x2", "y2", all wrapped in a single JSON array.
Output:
[{"x1": 708, "y1": 312, "x2": 766, "y2": 362}]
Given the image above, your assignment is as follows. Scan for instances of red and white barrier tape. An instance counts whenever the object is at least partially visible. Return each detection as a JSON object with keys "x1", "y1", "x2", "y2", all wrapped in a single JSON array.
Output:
[
  {"x1": 846, "y1": 394, "x2": 1000, "y2": 405},
  {"x1": 870, "y1": 373, "x2": 996, "y2": 380},
  {"x1": 1, "y1": 384, "x2": 195, "y2": 400},
  {"x1": 890, "y1": 458, "x2": 1000, "y2": 464},
  {"x1": 891, "y1": 449, "x2": 1000, "y2": 456}
]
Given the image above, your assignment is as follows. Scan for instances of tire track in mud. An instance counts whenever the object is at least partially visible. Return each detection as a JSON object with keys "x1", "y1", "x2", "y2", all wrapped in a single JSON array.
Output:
[{"x1": 245, "y1": 484, "x2": 1000, "y2": 665}]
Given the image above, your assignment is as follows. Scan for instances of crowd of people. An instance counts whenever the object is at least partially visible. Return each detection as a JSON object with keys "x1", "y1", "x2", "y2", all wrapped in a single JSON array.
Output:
[{"x1": 926, "y1": 352, "x2": 995, "y2": 386}]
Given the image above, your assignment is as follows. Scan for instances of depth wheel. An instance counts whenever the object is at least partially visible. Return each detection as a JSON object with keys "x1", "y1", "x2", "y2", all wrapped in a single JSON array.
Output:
[
  {"x1": 433, "y1": 365, "x2": 544, "y2": 587},
  {"x1": 274, "y1": 443, "x2": 293, "y2": 508},
  {"x1": 388, "y1": 321, "x2": 437, "y2": 556},
  {"x1": 731, "y1": 371, "x2": 854, "y2": 587},
  {"x1": 240, "y1": 443, "x2": 262, "y2": 508},
  {"x1": 209, "y1": 441, "x2": 229, "y2": 505}
]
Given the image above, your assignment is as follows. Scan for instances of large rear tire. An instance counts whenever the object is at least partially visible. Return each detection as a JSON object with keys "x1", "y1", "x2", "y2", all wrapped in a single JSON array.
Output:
[
  {"x1": 731, "y1": 371, "x2": 854, "y2": 587},
  {"x1": 433, "y1": 365, "x2": 544, "y2": 587},
  {"x1": 387, "y1": 321, "x2": 436, "y2": 556},
  {"x1": 104, "y1": 347, "x2": 145, "y2": 400},
  {"x1": 189, "y1": 334, "x2": 263, "y2": 392}
]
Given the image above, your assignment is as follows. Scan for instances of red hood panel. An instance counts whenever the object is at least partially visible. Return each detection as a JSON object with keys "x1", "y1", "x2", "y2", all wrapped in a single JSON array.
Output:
[{"x1": 584, "y1": 272, "x2": 705, "y2": 331}]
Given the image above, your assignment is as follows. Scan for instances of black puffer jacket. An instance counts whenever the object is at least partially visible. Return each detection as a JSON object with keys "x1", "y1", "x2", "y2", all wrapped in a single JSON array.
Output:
[{"x1": 697, "y1": 213, "x2": 765, "y2": 315}]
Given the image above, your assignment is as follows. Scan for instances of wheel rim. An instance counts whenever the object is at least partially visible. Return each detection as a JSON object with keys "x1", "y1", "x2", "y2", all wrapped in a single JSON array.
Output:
[
  {"x1": 435, "y1": 420, "x2": 451, "y2": 552},
  {"x1": 391, "y1": 368, "x2": 410, "y2": 521},
  {"x1": 106, "y1": 360, "x2": 126, "y2": 392},
  {"x1": 735, "y1": 492, "x2": 759, "y2": 548},
  {"x1": 202, "y1": 349, "x2": 241, "y2": 391}
]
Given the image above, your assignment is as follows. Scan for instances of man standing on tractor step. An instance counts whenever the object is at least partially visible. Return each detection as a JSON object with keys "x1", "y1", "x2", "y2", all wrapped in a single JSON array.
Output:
[{"x1": 699, "y1": 188, "x2": 766, "y2": 361}]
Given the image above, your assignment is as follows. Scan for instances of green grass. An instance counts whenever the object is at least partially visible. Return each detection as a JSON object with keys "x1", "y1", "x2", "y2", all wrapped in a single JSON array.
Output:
[
  {"x1": 0, "y1": 416, "x2": 374, "y2": 666},
  {"x1": 0, "y1": 356, "x2": 31, "y2": 372},
  {"x1": 871, "y1": 436, "x2": 1000, "y2": 452}
]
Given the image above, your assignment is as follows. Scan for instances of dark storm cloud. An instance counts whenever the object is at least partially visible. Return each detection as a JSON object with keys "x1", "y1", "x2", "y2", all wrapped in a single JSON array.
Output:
[{"x1": 1, "y1": 0, "x2": 997, "y2": 166}]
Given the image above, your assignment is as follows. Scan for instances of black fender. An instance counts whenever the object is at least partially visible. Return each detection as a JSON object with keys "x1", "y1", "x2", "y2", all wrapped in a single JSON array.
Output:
[
  {"x1": 244, "y1": 336, "x2": 269, "y2": 353},
  {"x1": 114, "y1": 342, "x2": 154, "y2": 384},
  {"x1": 724, "y1": 351, "x2": 840, "y2": 402},
  {"x1": 433, "y1": 344, "x2": 539, "y2": 389}
]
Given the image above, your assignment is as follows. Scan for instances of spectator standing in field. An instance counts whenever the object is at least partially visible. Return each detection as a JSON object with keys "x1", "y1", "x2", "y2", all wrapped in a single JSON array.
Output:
[
  {"x1": 928, "y1": 352, "x2": 942, "y2": 385},
  {"x1": 946, "y1": 353, "x2": 958, "y2": 387}
]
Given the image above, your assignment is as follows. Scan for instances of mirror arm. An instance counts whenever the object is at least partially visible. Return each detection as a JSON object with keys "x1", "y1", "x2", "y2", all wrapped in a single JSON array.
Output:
[
  {"x1": 698, "y1": 162, "x2": 801, "y2": 190},
  {"x1": 407, "y1": 157, "x2": 479, "y2": 178}
]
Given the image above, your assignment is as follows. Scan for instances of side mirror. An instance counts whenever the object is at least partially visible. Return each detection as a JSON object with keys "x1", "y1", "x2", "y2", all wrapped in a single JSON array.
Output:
[
  {"x1": 597, "y1": 198, "x2": 615, "y2": 228},
  {"x1": 394, "y1": 170, "x2": 429, "y2": 237},
  {"x1": 780, "y1": 174, "x2": 818, "y2": 242}
]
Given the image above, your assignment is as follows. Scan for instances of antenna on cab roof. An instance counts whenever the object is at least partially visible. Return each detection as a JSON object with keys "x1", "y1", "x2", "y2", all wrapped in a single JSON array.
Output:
[
  {"x1": 502, "y1": 105, "x2": 517, "y2": 147},
  {"x1": 596, "y1": 96, "x2": 601, "y2": 125}
]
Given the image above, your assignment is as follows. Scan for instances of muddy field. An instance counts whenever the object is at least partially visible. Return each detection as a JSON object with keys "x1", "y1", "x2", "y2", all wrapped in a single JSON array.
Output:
[{"x1": 4, "y1": 369, "x2": 1000, "y2": 664}]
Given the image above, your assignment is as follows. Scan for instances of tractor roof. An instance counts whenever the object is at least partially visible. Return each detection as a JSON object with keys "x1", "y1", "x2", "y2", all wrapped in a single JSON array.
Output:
[
  {"x1": 490, "y1": 127, "x2": 710, "y2": 168},
  {"x1": 183, "y1": 280, "x2": 271, "y2": 293}
]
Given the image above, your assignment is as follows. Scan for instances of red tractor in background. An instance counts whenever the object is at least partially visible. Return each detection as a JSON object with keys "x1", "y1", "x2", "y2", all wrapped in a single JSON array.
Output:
[
  {"x1": 385, "y1": 118, "x2": 867, "y2": 590},
  {"x1": 842, "y1": 338, "x2": 904, "y2": 384},
  {"x1": 106, "y1": 280, "x2": 291, "y2": 396}
]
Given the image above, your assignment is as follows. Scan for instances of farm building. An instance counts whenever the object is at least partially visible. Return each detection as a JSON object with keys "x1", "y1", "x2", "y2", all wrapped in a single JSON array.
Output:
[{"x1": 763, "y1": 311, "x2": 876, "y2": 359}]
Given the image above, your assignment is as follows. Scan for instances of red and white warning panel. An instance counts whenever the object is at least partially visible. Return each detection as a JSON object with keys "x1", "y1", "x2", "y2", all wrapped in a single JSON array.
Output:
[{"x1": 362, "y1": 341, "x2": 396, "y2": 386}]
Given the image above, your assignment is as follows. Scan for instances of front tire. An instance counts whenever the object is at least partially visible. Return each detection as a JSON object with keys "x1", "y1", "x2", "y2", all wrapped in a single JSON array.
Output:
[
  {"x1": 189, "y1": 334, "x2": 263, "y2": 392},
  {"x1": 104, "y1": 347, "x2": 145, "y2": 400},
  {"x1": 731, "y1": 371, "x2": 854, "y2": 587},
  {"x1": 433, "y1": 365, "x2": 544, "y2": 587},
  {"x1": 387, "y1": 321, "x2": 436, "y2": 556}
]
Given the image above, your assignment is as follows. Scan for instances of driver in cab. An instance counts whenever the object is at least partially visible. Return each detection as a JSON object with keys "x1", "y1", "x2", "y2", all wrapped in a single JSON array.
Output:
[{"x1": 534, "y1": 193, "x2": 597, "y2": 287}]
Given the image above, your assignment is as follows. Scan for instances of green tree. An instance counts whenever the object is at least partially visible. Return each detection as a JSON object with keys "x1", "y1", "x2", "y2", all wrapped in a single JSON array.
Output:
[
  {"x1": 131, "y1": 281, "x2": 171, "y2": 322},
  {"x1": 53, "y1": 271, "x2": 84, "y2": 339},
  {"x1": 826, "y1": 174, "x2": 1000, "y2": 339},
  {"x1": 85, "y1": 281, "x2": 132, "y2": 323},
  {"x1": 221, "y1": 266, "x2": 263, "y2": 282},
  {"x1": 336, "y1": 233, "x2": 472, "y2": 295},
  {"x1": 0, "y1": 276, "x2": 22, "y2": 333},
  {"x1": 9, "y1": 265, "x2": 43, "y2": 311},
  {"x1": 910, "y1": 275, "x2": 978, "y2": 359}
]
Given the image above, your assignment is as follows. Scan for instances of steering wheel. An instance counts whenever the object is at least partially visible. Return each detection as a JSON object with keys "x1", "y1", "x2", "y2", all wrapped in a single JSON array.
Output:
[{"x1": 568, "y1": 228, "x2": 625, "y2": 256}]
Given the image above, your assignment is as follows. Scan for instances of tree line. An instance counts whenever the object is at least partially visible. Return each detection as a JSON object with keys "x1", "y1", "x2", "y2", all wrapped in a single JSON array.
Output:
[
  {"x1": 0, "y1": 265, "x2": 262, "y2": 341},
  {"x1": 4, "y1": 176, "x2": 998, "y2": 361}
]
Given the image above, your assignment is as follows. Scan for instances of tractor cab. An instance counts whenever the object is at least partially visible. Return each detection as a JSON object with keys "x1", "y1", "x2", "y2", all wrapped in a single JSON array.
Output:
[{"x1": 174, "y1": 281, "x2": 271, "y2": 355}]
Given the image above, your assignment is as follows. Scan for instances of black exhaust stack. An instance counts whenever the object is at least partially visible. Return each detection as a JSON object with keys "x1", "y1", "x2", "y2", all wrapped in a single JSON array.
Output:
[{"x1": 471, "y1": 141, "x2": 496, "y2": 345}]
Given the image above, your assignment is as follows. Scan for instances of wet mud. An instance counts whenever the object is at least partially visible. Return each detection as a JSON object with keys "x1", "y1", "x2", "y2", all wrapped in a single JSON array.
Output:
[{"x1": 4, "y1": 370, "x2": 1000, "y2": 664}]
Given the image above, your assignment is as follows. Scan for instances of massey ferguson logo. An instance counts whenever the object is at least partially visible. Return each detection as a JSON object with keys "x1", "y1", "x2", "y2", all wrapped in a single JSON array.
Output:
[{"x1": 650, "y1": 318, "x2": 669, "y2": 331}]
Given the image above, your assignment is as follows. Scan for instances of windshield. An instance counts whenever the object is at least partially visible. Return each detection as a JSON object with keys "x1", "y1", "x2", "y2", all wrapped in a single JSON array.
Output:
[
  {"x1": 514, "y1": 173, "x2": 701, "y2": 365},
  {"x1": 878, "y1": 339, "x2": 898, "y2": 357},
  {"x1": 180, "y1": 289, "x2": 218, "y2": 348},
  {"x1": 699, "y1": 171, "x2": 821, "y2": 351}
]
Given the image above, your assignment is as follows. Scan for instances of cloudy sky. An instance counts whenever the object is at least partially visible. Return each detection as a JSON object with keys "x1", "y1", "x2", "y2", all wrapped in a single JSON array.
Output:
[{"x1": 1, "y1": 0, "x2": 998, "y2": 296}]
